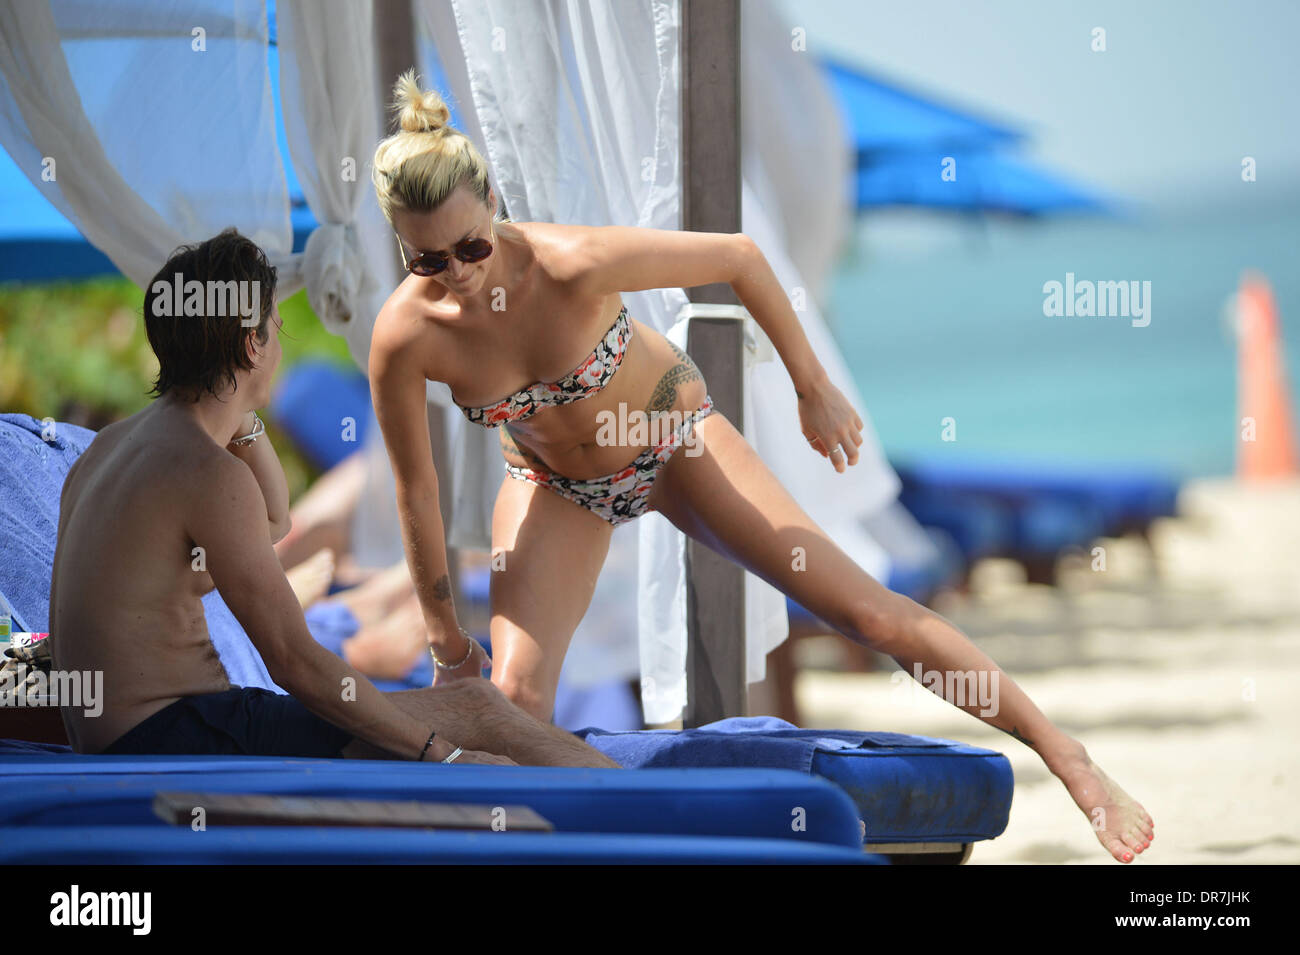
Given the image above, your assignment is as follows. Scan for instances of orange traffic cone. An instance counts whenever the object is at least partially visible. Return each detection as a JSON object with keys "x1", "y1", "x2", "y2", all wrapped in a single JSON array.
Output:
[{"x1": 1235, "y1": 271, "x2": 1299, "y2": 479}]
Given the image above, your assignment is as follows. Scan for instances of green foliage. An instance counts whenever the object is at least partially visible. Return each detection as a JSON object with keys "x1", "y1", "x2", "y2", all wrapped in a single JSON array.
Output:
[{"x1": 0, "y1": 276, "x2": 356, "y2": 500}]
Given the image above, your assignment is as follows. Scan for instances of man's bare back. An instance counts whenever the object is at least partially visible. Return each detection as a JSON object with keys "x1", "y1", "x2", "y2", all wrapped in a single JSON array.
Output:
[{"x1": 51, "y1": 402, "x2": 238, "y2": 752}]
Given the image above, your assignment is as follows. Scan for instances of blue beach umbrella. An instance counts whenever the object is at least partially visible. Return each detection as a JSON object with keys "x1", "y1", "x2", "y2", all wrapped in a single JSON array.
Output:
[
  {"x1": 819, "y1": 55, "x2": 1021, "y2": 161},
  {"x1": 855, "y1": 148, "x2": 1108, "y2": 215},
  {"x1": 818, "y1": 56, "x2": 1107, "y2": 216}
]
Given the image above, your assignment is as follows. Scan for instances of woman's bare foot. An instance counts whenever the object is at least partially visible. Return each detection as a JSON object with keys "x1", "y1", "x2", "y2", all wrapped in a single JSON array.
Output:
[
  {"x1": 285, "y1": 547, "x2": 335, "y2": 609},
  {"x1": 341, "y1": 596, "x2": 428, "y2": 680},
  {"x1": 1053, "y1": 749, "x2": 1155, "y2": 863}
]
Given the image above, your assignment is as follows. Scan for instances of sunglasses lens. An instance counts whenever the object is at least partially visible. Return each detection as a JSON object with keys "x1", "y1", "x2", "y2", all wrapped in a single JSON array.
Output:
[
  {"x1": 404, "y1": 233, "x2": 493, "y2": 275},
  {"x1": 457, "y1": 238, "x2": 493, "y2": 263},
  {"x1": 410, "y1": 253, "x2": 448, "y2": 276}
]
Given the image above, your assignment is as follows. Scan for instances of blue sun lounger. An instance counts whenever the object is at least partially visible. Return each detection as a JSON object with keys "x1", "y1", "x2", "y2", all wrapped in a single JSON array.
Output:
[
  {"x1": 0, "y1": 744, "x2": 886, "y2": 864},
  {"x1": 0, "y1": 826, "x2": 883, "y2": 865},
  {"x1": 1, "y1": 412, "x2": 1014, "y2": 863},
  {"x1": 896, "y1": 456, "x2": 1178, "y2": 558},
  {"x1": 893, "y1": 456, "x2": 1179, "y2": 583},
  {"x1": 0, "y1": 724, "x2": 1013, "y2": 863}
]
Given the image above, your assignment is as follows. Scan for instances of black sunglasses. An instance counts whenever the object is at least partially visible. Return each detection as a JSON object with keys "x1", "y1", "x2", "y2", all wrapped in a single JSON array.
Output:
[{"x1": 396, "y1": 228, "x2": 494, "y2": 277}]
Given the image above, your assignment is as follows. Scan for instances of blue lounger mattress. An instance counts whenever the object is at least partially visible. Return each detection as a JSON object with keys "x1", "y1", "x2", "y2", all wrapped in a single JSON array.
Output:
[
  {"x1": 2, "y1": 715, "x2": 1015, "y2": 845},
  {"x1": 0, "y1": 759, "x2": 864, "y2": 848},
  {"x1": 0, "y1": 826, "x2": 883, "y2": 865},
  {"x1": 577, "y1": 718, "x2": 1014, "y2": 844},
  {"x1": 0, "y1": 414, "x2": 1014, "y2": 858}
]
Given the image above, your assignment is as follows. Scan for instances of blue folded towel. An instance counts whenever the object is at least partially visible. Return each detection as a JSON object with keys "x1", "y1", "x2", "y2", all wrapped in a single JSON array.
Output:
[
  {"x1": 3, "y1": 413, "x2": 319, "y2": 692},
  {"x1": 578, "y1": 716, "x2": 956, "y2": 773},
  {"x1": 0, "y1": 414, "x2": 97, "y2": 632}
]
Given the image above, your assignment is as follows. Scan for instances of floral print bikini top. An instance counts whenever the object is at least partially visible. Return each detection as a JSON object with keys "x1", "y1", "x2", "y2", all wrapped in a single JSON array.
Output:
[{"x1": 453, "y1": 304, "x2": 633, "y2": 428}]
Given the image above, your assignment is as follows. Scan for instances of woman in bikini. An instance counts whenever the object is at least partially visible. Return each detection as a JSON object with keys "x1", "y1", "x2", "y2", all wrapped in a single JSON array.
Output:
[{"x1": 367, "y1": 72, "x2": 1154, "y2": 863}]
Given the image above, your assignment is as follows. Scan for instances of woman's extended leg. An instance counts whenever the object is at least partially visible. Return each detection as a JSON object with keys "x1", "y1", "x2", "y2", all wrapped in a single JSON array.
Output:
[
  {"x1": 488, "y1": 473, "x2": 616, "y2": 722},
  {"x1": 648, "y1": 411, "x2": 1154, "y2": 863}
]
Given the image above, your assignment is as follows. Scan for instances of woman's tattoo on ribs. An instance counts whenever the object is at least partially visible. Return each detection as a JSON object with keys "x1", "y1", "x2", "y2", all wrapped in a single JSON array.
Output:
[
  {"x1": 647, "y1": 342, "x2": 702, "y2": 413},
  {"x1": 499, "y1": 426, "x2": 547, "y2": 469}
]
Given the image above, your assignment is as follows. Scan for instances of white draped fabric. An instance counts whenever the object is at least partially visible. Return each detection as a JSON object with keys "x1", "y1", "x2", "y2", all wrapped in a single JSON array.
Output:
[
  {"x1": 276, "y1": 0, "x2": 389, "y2": 369},
  {"x1": 0, "y1": 0, "x2": 389, "y2": 373},
  {"x1": 427, "y1": 0, "x2": 906, "y2": 721},
  {"x1": 1, "y1": 0, "x2": 918, "y2": 724},
  {"x1": 0, "y1": 0, "x2": 286, "y2": 287}
]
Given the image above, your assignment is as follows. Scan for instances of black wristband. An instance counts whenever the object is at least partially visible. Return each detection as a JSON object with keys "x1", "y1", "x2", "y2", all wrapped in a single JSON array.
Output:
[{"x1": 419, "y1": 728, "x2": 438, "y2": 761}]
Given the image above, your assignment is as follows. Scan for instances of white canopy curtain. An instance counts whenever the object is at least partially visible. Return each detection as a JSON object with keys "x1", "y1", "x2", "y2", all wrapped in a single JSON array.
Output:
[
  {"x1": 0, "y1": 0, "x2": 389, "y2": 373},
  {"x1": 419, "y1": 0, "x2": 907, "y2": 722},
  {"x1": 418, "y1": 0, "x2": 698, "y2": 715},
  {"x1": 0, "y1": 0, "x2": 288, "y2": 289},
  {"x1": 0, "y1": 0, "x2": 916, "y2": 723},
  {"x1": 276, "y1": 0, "x2": 389, "y2": 370}
]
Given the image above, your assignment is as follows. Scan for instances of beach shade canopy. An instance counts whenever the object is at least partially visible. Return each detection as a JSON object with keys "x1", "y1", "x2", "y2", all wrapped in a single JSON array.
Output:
[
  {"x1": 818, "y1": 55, "x2": 1107, "y2": 216},
  {"x1": 0, "y1": 37, "x2": 317, "y2": 284},
  {"x1": 855, "y1": 148, "x2": 1109, "y2": 216},
  {"x1": 0, "y1": 0, "x2": 475, "y2": 286},
  {"x1": 0, "y1": 144, "x2": 117, "y2": 282},
  {"x1": 1, "y1": 35, "x2": 1101, "y2": 283},
  {"x1": 819, "y1": 56, "x2": 1022, "y2": 160}
]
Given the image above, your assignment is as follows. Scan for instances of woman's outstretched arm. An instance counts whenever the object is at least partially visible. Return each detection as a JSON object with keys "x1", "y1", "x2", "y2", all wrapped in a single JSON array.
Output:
[
  {"x1": 368, "y1": 305, "x2": 483, "y2": 682},
  {"x1": 573, "y1": 224, "x2": 864, "y2": 472}
]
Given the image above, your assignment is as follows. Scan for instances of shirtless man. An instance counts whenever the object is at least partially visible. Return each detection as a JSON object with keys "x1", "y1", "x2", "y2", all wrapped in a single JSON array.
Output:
[{"x1": 49, "y1": 227, "x2": 616, "y2": 768}]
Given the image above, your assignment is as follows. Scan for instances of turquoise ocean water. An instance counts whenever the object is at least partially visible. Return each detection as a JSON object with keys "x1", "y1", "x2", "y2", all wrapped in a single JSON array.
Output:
[{"x1": 828, "y1": 198, "x2": 1300, "y2": 479}]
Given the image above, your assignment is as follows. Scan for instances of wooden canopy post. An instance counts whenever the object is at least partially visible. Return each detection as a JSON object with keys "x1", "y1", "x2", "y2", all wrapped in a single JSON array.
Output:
[
  {"x1": 372, "y1": 0, "x2": 461, "y2": 600},
  {"x1": 680, "y1": 0, "x2": 747, "y2": 726}
]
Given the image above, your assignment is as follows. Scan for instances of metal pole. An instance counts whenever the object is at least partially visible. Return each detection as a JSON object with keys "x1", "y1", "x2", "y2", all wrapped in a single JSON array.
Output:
[{"x1": 373, "y1": 0, "x2": 461, "y2": 600}]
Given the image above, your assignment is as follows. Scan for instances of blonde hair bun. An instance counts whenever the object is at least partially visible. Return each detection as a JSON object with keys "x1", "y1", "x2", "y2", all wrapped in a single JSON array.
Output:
[
  {"x1": 393, "y1": 69, "x2": 450, "y2": 134},
  {"x1": 372, "y1": 71, "x2": 493, "y2": 223}
]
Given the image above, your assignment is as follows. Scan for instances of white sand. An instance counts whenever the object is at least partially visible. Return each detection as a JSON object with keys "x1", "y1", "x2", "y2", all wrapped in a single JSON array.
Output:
[{"x1": 794, "y1": 478, "x2": 1300, "y2": 864}]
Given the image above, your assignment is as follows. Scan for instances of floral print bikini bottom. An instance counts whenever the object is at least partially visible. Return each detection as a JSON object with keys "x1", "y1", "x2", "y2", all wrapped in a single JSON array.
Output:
[{"x1": 504, "y1": 395, "x2": 716, "y2": 526}]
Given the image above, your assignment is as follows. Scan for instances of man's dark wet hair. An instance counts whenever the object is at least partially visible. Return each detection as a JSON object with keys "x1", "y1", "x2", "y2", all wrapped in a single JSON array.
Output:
[{"x1": 143, "y1": 227, "x2": 278, "y2": 401}]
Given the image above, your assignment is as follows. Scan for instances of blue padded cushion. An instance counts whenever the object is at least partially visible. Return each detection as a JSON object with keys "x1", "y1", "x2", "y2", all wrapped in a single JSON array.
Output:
[
  {"x1": 0, "y1": 758, "x2": 864, "y2": 848},
  {"x1": 897, "y1": 457, "x2": 1179, "y2": 532},
  {"x1": 579, "y1": 717, "x2": 1013, "y2": 843},
  {"x1": 810, "y1": 739, "x2": 1013, "y2": 842},
  {"x1": 0, "y1": 826, "x2": 882, "y2": 865}
]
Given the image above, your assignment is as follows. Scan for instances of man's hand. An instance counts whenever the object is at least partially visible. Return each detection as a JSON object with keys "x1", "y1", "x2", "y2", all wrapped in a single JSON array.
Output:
[
  {"x1": 451, "y1": 750, "x2": 518, "y2": 766},
  {"x1": 430, "y1": 635, "x2": 491, "y2": 687}
]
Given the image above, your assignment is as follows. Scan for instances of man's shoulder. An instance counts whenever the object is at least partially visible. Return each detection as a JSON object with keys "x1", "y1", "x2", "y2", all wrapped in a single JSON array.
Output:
[
  {"x1": 185, "y1": 437, "x2": 254, "y2": 493},
  {"x1": 141, "y1": 414, "x2": 231, "y2": 479},
  {"x1": 92, "y1": 410, "x2": 245, "y2": 496}
]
